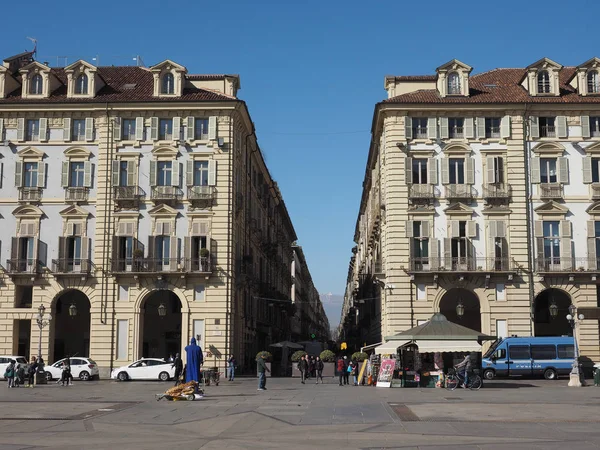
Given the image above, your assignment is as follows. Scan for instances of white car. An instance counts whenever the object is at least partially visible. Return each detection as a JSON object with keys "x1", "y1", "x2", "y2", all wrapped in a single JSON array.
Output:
[
  {"x1": 111, "y1": 358, "x2": 175, "y2": 381},
  {"x1": 45, "y1": 357, "x2": 100, "y2": 381},
  {"x1": 0, "y1": 356, "x2": 28, "y2": 379}
]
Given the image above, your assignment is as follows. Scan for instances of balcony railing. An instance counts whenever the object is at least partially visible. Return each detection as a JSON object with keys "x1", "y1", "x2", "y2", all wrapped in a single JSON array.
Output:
[
  {"x1": 482, "y1": 183, "x2": 512, "y2": 199},
  {"x1": 151, "y1": 186, "x2": 183, "y2": 202},
  {"x1": 540, "y1": 125, "x2": 556, "y2": 138},
  {"x1": 486, "y1": 127, "x2": 501, "y2": 138},
  {"x1": 18, "y1": 187, "x2": 43, "y2": 202},
  {"x1": 111, "y1": 258, "x2": 183, "y2": 273},
  {"x1": 591, "y1": 184, "x2": 600, "y2": 200},
  {"x1": 183, "y1": 257, "x2": 213, "y2": 273},
  {"x1": 535, "y1": 257, "x2": 572, "y2": 272},
  {"x1": 188, "y1": 186, "x2": 216, "y2": 201},
  {"x1": 539, "y1": 183, "x2": 563, "y2": 199},
  {"x1": 408, "y1": 184, "x2": 440, "y2": 200},
  {"x1": 449, "y1": 127, "x2": 464, "y2": 138},
  {"x1": 65, "y1": 187, "x2": 90, "y2": 202},
  {"x1": 52, "y1": 258, "x2": 93, "y2": 275},
  {"x1": 412, "y1": 127, "x2": 428, "y2": 139},
  {"x1": 409, "y1": 257, "x2": 515, "y2": 272},
  {"x1": 445, "y1": 184, "x2": 476, "y2": 200},
  {"x1": 5, "y1": 259, "x2": 42, "y2": 274},
  {"x1": 114, "y1": 186, "x2": 146, "y2": 202}
]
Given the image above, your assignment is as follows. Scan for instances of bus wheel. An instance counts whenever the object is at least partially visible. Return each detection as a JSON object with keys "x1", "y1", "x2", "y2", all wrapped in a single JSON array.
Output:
[
  {"x1": 544, "y1": 368, "x2": 557, "y2": 380},
  {"x1": 483, "y1": 369, "x2": 495, "y2": 380}
]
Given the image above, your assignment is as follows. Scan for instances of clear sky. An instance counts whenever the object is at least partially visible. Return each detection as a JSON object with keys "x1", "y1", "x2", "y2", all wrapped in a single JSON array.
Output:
[{"x1": 3, "y1": 0, "x2": 600, "y2": 324}]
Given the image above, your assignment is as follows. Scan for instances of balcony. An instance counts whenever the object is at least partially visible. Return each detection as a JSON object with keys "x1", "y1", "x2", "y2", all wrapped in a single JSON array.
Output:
[
  {"x1": 151, "y1": 186, "x2": 183, "y2": 203},
  {"x1": 591, "y1": 183, "x2": 600, "y2": 200},
  {"x1": 188, "y1": 186, "x2": 216, "y2": 207},
  {"x1": 445, "y1": 184, "x2": 476, "y2": 201},
  {"x1": 114, "y1": 186, "x2": 145, "y2": 208},
  {"x1": 5, "y1": 259, "x2": 42, "y2": 275},
  {"x1": 408, "y1": 184, "x2": 440, "y2": 201},
  {"x1": 18, "y1": 187, "x2": 43, "y2": 203},
  {"x1": 409, "y1": 257, "x2": 516, "y2": 273},
  {"x1": 51, "y1": 258, "x2": 94, "y2": 276},
  {"x1": 65, "y1": 187, "x2": 89, "y2": 202},
  {"x1": 540, "y1": 125, "x2": 556, "y2": 138},
  {"x1": 412, "y1": 127, "x2": 428, "y2": 139},
  {"x1": 539, "y1": 183, "x2": 563, "y2": 200},
  {"x1": 111, "y1": 258, "x2": 184, "y2": 274},
  {"x1": 535, "y1": 257, "x2": 572, "y2": 272},
  {"x1": 449, "y1": 127, "x2": 464, "y2": 138},
  {"x1": 482, "y1": 183, "x2": 512, "y2": 200},
  {"x1": 486, "y1": 127, "x2": 501, "y2": 138},
  {"x1": 183, "y1": 257, "x2": 213, "y2": 273}
]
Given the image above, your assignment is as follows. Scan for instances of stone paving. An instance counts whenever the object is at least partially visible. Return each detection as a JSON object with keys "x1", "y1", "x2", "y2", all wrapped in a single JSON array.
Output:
[{"x1": 0, "y1": 376, "x2": 600, "y2": 449}]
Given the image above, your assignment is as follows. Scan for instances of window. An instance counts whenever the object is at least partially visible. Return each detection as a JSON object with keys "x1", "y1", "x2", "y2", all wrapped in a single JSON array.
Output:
[
  {"x1": 155, "y1": 235, "x2": 171, "y2": 266},
  {"x1": 66, "y1": 235, "x2": 82, "y2": 261},
  {"x1": 489, "y1": 156, "x2": 504, "y2": 184},
  {"x1": 122, "y1": 119, "x2": 136, "y2": 140},
  {"x1": 539, "y1": 117, "x2": 556, "y2": 137},
  {"x1": 30, "y1": 74, "x2": 43, "y2": 95},
  {"x1": 485, "y1": 118, "x2": 501, "y2": 138},
  {"x1": 26, "y1": 119, "x2": 39, "y2": 141},
  {"x1": 412, "y1": 221, "x2": 429, "y2": 262},
  {"x1": 69, "y1": 162, "x2": 85, "y2": 187},
  {"x1": 449, "y1": 118, "x2": 464, "y2": 138},
  {"x1": 494, "y1": 348, "x2": 506, "y2": 359},
  {"x1": 591, "y1": 117, "x2": 600, "y2": 137},
  {"x1": 75, "y1": 74, "x2": 88, "y2": 94},
  {"x1": 449, "y1": 158, "x2": 465, "y2": 184},
  {"x1": 157, "y1": 161, "x2": 172, "y2": 186},
  {"x1": 508, "y1": 345, "x2": 530, "y2": 359},
  {"x1": 543, "y1": 221, "x2": 560, "y2": 263},
  {"x1": 412, "y1": 118, "x2": 428, "y2": 139},
  {"x1": 538, "y1": 70, "x2": 551, "y2": 94},
  {"x1": 193, "y1": 161, "x2": 209, "y2": 186},
  {"x1": 530, "y1": 345, "x2": 556, "y2": 360},
  {"x1": 451, "y1": 221, "x2": 468, "y2": 259},
  {"x1": 411, "y1": 159, "x2": 428, "y2": 184},
  {"x1": 195, "y1": 118, "x2": 209, "y2": 140},
  {"x1": 158, "y1": 119, "x2": 172, "y2": 140},
  {"x1": 557, "y1": 344, "x2": 575, "y2": 359},
  {"x1": 588, "y1": 70, "x2": 600, "y2": 94},
  {"x1": 119, "y1": 161, "x2": 129, "y2": 187},
  {"x1": 161, "y1": 73, "x2": 174, "y2": 94},
  {"x1": 447, "y1": 72, "x2": 461, "y2": 95},
  {"x1": 72, "y1": 119, "x2": 86, "y2": 141},
  {"x1": 591, "y1": 158, "x2": 600, "y2": 183},
  {"x1": 23, "y1": 162, "x2": 38, "y2": 187},
  {"x1": 594, "y1": 222, "x2": 600, "y2": 268},
  {"x1": 540, "y1": 158, "x2": 557, "y2": 183}
]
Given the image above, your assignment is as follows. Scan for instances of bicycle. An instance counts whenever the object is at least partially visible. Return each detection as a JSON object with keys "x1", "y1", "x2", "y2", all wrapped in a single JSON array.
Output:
[{"x1": 445, "y1": 368, "x2": 482, "y2": 391}]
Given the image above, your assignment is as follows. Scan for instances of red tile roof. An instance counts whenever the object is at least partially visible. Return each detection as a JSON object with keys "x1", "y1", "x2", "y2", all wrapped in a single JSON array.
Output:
[
  {"x1": 0, "y1": 66, "x2": 235, "y2": 103},
  {"x1": 389, "y1": 75, "x2": 437, "y2": 81},
  {"x1": 384, "y1": 67, "x2": 600, "y2": 104}
]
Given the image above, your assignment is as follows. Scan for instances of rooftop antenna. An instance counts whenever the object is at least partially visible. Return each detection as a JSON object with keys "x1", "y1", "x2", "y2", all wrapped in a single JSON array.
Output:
[
  {"x1": 92, "y1": 55, "x2": 100, "y2": 66},
  {"x1": 133, "y1": 55, "x2": 145, "y2": 67},
  {"x1": 26, "y1": 37, "x2": 37, "y2": 58}
]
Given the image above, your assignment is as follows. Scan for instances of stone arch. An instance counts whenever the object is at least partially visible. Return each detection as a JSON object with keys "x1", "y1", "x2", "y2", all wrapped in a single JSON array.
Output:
[
  {"x1": 533, "y1": 287, "x2": 573, "y2": 337},
  {"x1": 49, "y1": 288, "x2": 91, "y2": 362},
  {"x1": 438, "y1": 287, "x2": 481, "y2": 332}
]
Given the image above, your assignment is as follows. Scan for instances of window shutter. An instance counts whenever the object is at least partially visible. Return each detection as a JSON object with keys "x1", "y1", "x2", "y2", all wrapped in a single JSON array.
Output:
[
  {"x1": 171, "y1": 161, "x2": 180, "y2": 187},
  {"x1": 427, "y1": 118, "x2": 437, "y2": 139},
  {"x1": 125, "y1": 221, "x2": 135, "y2": 236},
  {"x1": 39, "y1": 118, "x2": 48, "y2": 141},
  {"x1": 421, "y1": 220, "x2": 430, "y2": 238},
  {"x1": 149, "y1": 161, "x2": 157, "y2": 186},
  {"x1": 61, "y1": 161, "x2": 69, "y2": 187},
  {"x1": 127, "y1": 160, "x2": 136, "y2": 186},
  {"x1": 116, "y1": 221, "x2": 125, "y2": 236},
  {"x1": 581, "y1": 116, "x2": 591, "y2": 138},
  {"x1": 405, "y1": 220, "x2": 414, "y2": 238},
  {"x1": 488, "y1": 220, "x2": 498, "y2": 239},
  {"x1": 81, "y1": 237, "x2": 90, "y2": 263},
  {"x1": 200, "y1": 221, "x2": 210, "y2": 235},
  {"x1": 467, "y1": 221, "x2": 477, "y2": 238},
  {"x1": 530, "y1": 157, "x2": 541, "y2": 183},
  {"x1": 58, "y1": 236, "x2": 66, "y2": 260},
  {"x1": 501, "y1": 115, "x2": 511, "y2": 138},
  {"x1": 155, "y1": 222, "x2": 164, "y2": 235},
  {"x1": 210, "y1": 238, "x2": 217, "y2": 266},
  {"x1": 10, "y1": 237, "x2": 18, "y2": 259},
  {"x1": 63, "y1": 118, "x2": 72, "y2": 142},
  {"x1": 135, "y1": 117, "x2": 144, "y2": 140},
  {"x1": 172, "y1": 117, "x2": 181, "y2": 141},
  {"x1": 556, "y1": 116, "x2": 567, "y2": 138},
  {"x1": 466, "y1": 157, "x2": 475, "y2": 184},
  {"x1": 441, "y1": 158, "x2": 450, "y2": 184},
  {"x1": 428, "y1": 158, "x2": 437, "y2": 184},
  {"x1": 170, "y1": 236, "x2": 178, "y2": 261},
  {"x1": 405, "y1": 157, "x2": 413, "y2": 184},
  {"x1": 83, "y1": 162, "x2": 92, "y2": 187},
  {"x1": 186, "y1": 160, "x2": 194, "y2": 186},
  {"x1": 588, "y1": 221, "x2": 597, "y2": 238},
  {"x1": 588, "y1": 237, "x2": 597, "y2": 270},
  {"x1": 404, "y1": 117, "x2": 412, "y2": 139},
  {"x1": 583, "y1": 156, "x2": 593, "y2": 183},
  {"x1": 14, "y1": 161, "x2": 23, "y2": 187},
  {"x1": 439, "y1": 117, "x2": 449, "y2": 139},
  {"x1": 558, "y1": 157, "x2": 569, "y2": 184},
  {"x1": 476, "y1": 117, "x2": 486, "y2": 139},
  {"x1": 37, "y1": 162, "x2": 46, "y2": 188},
  {"x1": 535, "y1": 237, "x2": 545, "y2": 270},
  {"x1": 0, "y1": 118, "x2": 3, "y2": 138},
  {"x1": 150, "y1": 117, "x2": 158, "y2": 141},
  {"x1": 114, "y1": 117, "x2": 122, "y2": 141},
  {"x1": 191, "y1": 222, "x2": 200, "y2": 235},
  {"x1": 17, "y1": 118, "x2": 25, "y2": 142},
  {"x1": 111, "y1": 160, "x2": 120, "y2": 186},
  {"x1": 450, "y1": 220, "x2": 460, "y2": 238},
  {"x1": 184, "y1": 236, "x2": 192, "y2": 267},
  {"x1": 534, "y1": 221, "x2": 543, "y2": 237},
  {"x1": 185, "y1": 116, "x2": 194, "y2": 141},
  {"x1": 208, "y1": 160, "x2": 217, "y2": 186},
  {"x1": 147, "y1": 236, "x2": 155, "y2": 258},
  {"x1": 496, "y1": 220, "x2": 506, "y2": 238},
  {"x1": 443, "y1": 238, "x2": 452, "y2": 268},
  {"x1": 561, "y1": 238, "x2": 572, "y2": 270},
  {"x1": 464, "y1": 117, "x2": 475, "y2": 138},
  {"x1": 486, "y1": 156, "x2": 495, "y2": 184},
  {"x1": 530, "y1": 116, "x2": 539, "y2": 139},
  {"x1": 560, "y1": 220, "x2": 571, "y2": 238},
  {"x1": 429, "y1": 238, "x2": 439, "y2": 268},
  {"x1": 208, "y1": 116, "x2": 217, "y2": 140},
  {"x1": 85, "y1": 118, "x2": 94, "y2": 141}
]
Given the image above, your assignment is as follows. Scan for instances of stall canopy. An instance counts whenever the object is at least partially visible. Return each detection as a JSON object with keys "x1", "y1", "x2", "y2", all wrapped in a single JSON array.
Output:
[{"x1": 374, "y1": 340, "x2": 410, "y2": 355}]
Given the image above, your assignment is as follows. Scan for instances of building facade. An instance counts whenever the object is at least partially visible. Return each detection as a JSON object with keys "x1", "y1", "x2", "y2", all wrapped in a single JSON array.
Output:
[
  {"x1": 342, "y1": 57, "x2": 600, "y2": 366},
  {"x1": 0, "y1": 51, "x2": 322, "y2": 376}
]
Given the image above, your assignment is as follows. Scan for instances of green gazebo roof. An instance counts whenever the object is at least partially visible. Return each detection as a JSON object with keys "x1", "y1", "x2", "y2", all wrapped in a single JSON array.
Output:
[{"x1": 385, "y1": 313, "x2": 496, "y2": 342}]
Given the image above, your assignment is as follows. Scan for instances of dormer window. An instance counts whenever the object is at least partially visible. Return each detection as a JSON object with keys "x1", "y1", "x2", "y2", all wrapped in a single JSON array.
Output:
[
  {"x1": 538, "y1": 70, "x2": 551, "y2": 94},
  {"x1": 75, "y1": 74, "x2": 88, "y2": 94},
  {"x1": 162, "y1": 73, "x2": 174, "y2": 94},
  {"x1": 30, "y1": 74, "x2": 43, "y2": 95},
  {"x1": 588, "y1": 70, "x2": 600, "y2": 94},
  {"x1": 447, "y1": 72, "x2": 461, "y2": 95}
]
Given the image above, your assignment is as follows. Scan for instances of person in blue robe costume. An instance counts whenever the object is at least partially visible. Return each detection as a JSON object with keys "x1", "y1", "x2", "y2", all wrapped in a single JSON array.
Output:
[{"x1": 185, "y1": 337, "x2": 203, "y2": 382}]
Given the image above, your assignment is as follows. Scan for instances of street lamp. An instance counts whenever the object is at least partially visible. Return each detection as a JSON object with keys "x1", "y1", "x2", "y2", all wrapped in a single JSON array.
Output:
[
  {"x1": 36, "y1": 304, "x2": 52, "y2": 382},
  {"x1": 548, "y1": 299, "x2": 558, "y2": 319},
  {"x1": 456, "y1": 298, "x2": 465, "y2": 318},
  {"x1": 68, "y1": 302, "x2": 77, "y2": 318},
  {"x1": 157, "y1": 303, "x2": 167, "y2": 317},
  {"x1": 566, "y1": 304, "x2": 585, "y2": 387}
]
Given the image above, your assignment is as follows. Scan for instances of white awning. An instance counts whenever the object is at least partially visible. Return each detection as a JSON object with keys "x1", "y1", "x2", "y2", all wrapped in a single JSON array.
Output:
[
  {"x1": 413, "y1": 340, "x2": 482, "y2": 353},
  {"x1": 374, "y1": 340, "x2": 410, "y2": 355},
  {"x1": 361, "y1": 342, "x2": 382, "y2": 352}
]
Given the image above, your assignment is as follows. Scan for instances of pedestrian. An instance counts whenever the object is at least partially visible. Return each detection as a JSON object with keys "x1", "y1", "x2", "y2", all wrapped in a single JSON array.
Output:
[
  {"x1": 315, "y1": 356, "x2": 324, "y2": 384},
  {"x1": 172, "y1": 353, "x2": 183, "y2": 386},
  {"x1": 309, "y1": 356, "x2": 316, "y2": 378},
  {"x1": 337, "y1": 357, "x2": 345, "y2": 386},
  {"x1": 60, "y1": 360, "x2": 73, "y2": 386},
  {"x1": 27, "y1": 357, "x2": 37, "y2": 388},
  {"x1": 168, "y1": 354, "x2": 174, "y2": 363},
  {"x1": 228, "y1": 355, "x2": 236, "y2": 381},
  {"x1": 343, "y1": 356, "x2": 350, "y2": 385},
  {"x1": 298, "y1": 355, "x2": 308, "y2": 384},
  {"x1": 4, "y1": 360, "x2": 15, "y2": 388},
  {"x1": 15, "y1": 364, "x2": 25, "y2": 388},
  {"x1": 351, "y1": 359, "x2": 359, "y2": 386},
  {"x1": 256, "y1": 352, "x2": 270, "y2": 391}
]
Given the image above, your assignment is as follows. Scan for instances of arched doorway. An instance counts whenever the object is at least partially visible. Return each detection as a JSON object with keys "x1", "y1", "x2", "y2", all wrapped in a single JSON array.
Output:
[
  {"x1": 52, "y1": 290, "x2": 91, "y2": 361},
  {"x1": 141, "y1": 290, "x2": 182, "y2": 359},
  {"x1": 534, "y1": 288, "x2": 572, "y2": 336},
  {"x1": 439, "y1": 288, "x2": 481, "y2": 332}
]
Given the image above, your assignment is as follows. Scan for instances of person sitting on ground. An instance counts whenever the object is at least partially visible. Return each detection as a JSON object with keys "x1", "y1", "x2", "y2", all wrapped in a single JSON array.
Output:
[{"x1": 454, "y1": 354, "x2": 472, "y2": 388}]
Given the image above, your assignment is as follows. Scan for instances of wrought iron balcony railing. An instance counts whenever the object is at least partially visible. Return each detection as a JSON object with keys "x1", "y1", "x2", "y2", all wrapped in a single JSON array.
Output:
[
  {"x1": 111, "y1": 258, "x2": 183, "y2": 273},
  {"x1": 65, "y1": 187, "x2": 89, "y2": 202},
  {"x1": 482, "y1": 183, "x2": 512, "y2": 199},
  {"x1": 5, "y1": 259, "x2": 42, "y2": 274},
  {"x1": 51, "y1": 258, "x2": 93, "y2": 274},
  {"x1": 535, "y1": 257, "x2": 573, "y2": 272},
  {"x1": 408, "y1": 184, "x2": 440, "y2": 200},
  {"x1": 151, "y1": 186, "x2": 183, "y2": 202},
  {"x1": 114, "y1": 186, "x2": 146, "y2": 201},
  {"x1": 183, "y1": 257, "x2": 213, "y2": 273},
  {"x1": 445, "y1": 184, "x2": 477, "y2": 200},
  {"x1": 18, "y1": 187, "x2": 43, "y2": 202},
  {"x1": 409, "y1": 256, "x2": 516, "y2": 272},
  {"x1": 187, "y1": 186, "x2": 216, "y2": 201}
]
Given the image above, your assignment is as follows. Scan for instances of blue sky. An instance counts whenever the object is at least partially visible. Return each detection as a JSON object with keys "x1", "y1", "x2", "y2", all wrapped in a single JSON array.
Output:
[{"x1": 4, "y1": 0, "x2": 600, "y2": 324}]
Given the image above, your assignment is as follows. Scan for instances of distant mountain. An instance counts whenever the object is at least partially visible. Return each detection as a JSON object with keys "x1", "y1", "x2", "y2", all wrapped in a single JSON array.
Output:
[{"x1": 319, "y1": 293, "x2": 344, "y2": 329}]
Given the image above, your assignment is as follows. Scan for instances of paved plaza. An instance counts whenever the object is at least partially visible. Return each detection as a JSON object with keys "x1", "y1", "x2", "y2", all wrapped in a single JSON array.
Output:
[{"x1": 1, "y1": 376, "x2": 600, "y2": 449}]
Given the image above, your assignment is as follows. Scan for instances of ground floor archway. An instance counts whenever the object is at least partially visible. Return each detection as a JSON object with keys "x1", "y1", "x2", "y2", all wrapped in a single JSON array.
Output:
[
  {"x1": 534, "y1": 288, "x2": 572, "y2": 337},
  {"x1": 140, "y1": 290, "x2": 182, "y2": 360},
  {"x1": 52, "y1": 290, "x2": 91, "y2": 361},
  {"x1": 439, "y1": 288, "x2": 481, "y2": 332}
]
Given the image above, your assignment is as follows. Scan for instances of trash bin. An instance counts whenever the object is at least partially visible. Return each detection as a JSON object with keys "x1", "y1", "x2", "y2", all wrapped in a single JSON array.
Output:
[{"x1": 594, "y1": 363, "x2": 600, "y2": 386}]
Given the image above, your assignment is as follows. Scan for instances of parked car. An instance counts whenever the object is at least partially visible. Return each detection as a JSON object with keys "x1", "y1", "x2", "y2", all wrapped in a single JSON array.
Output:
[
  {"x1": 111, "y1": 358, "x2": 175, "y2": 381},
  {"x1": 0, "y1": 356, "x2": 28, "y2": 379},
  {"x1": 45, "y1": 357, "x2": 99, "y2": 381}
]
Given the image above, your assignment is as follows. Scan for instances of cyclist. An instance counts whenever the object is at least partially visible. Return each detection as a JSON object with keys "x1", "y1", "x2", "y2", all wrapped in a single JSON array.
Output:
[{"x1": 454, "y1": 354, "x2": 472, "y2": 388}]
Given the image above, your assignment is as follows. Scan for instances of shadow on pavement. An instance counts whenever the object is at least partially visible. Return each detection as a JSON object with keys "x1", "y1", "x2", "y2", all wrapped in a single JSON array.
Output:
[{"x1": 483, "y1": 381, "x2": 540, "y2": 389}]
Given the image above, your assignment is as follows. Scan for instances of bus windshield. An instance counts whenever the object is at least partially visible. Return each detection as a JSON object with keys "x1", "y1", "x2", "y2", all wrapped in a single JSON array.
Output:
[{"x1": 482, "y1": 338, "x2": 502, "y2": 358}]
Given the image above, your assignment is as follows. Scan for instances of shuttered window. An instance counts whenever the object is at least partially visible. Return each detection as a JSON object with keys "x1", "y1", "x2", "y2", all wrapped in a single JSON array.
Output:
[
  {"x1": 122, "y1": 119, "x2": 136, "y2": 140},
  {"x1": 485, "y1": 118, "x2": 501, "y2": 138},
  {"x1": 449, "y1": 118, "x2": 464, "y2": 138},
  {"x1": 540, "y1": 158, "x2": 558, "y2": 183},
  {"x1": 539, "y1": 117, "x2": 556, "y2": 138},
  {"x1": 26, "y1": 119, "x2": 40, "y2": 141},
  {"x1": 72, "y1": 119, "x2": 86, "y2": 141}
]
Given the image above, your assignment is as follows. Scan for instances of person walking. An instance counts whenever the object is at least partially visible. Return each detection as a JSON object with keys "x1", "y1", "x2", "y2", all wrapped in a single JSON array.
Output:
[
  {"x1": 298, "y1": 355, "x2": 308, "y2": 384},
  {"x1": 351, "y1": 359, "x2": 359, "y2": 386},
  {"x1": 315, "y1": 356, "x2": 324, "y2": 384},
  {"x1": 228, "y1": 355, "x2": 236, "y2": 381},
  {"x1": 172, "y1": 353, "x2": 183, "y2": 386},
  {"x1": 256, "y1": 352, "x2": 270, "y2": 391},
  {"x1": 27, "y1": 357, "x2": 37, "y2": 388},
  {"x1": 343, "y1": 356, "x2": 350, "y2": 386},
  {"x1": 4, "y1": 360, "x2": 15, "y2": 388},
  {"x1": 337, "y1": 357, "x2": 345, "y2": 386},
  {"x1": 309, "y1": 356, "x2": 316, "y2": 378}
]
